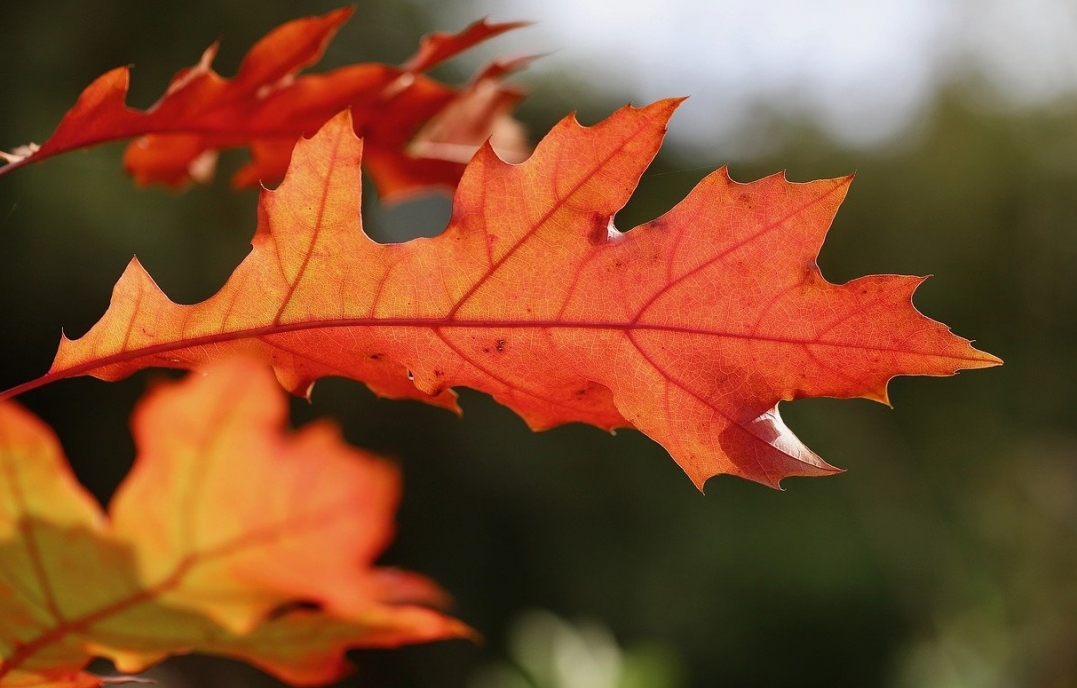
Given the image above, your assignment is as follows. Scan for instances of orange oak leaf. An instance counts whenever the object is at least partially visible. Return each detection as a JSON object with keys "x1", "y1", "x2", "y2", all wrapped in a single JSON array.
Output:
[
  {"x1": 0, "y1": 8, "x2": 528, "y2": 200},
  {"x1": 2, "y1": 101, "x2": 1000, "y2": 490},
  {"x1": 0, "y1": 358, "x2": 471, "y2": 688}
]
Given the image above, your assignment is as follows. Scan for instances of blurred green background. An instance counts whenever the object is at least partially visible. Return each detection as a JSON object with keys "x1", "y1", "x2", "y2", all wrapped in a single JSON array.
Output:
[{"x1": 0, "y1": 1, "x2": 1073, "y2": 687}]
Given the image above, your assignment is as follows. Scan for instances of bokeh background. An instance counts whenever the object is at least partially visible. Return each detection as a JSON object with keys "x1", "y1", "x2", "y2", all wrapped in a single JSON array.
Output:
[{"x1": 0, "y1": 1, "x2": 1074, "y2": 686}]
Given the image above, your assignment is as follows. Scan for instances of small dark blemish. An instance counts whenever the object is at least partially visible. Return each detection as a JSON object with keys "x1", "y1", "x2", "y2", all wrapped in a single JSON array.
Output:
[
  {"x1": 434, "y1": 369, "x2": 444, "y2": 377},
  {"x1": 407, "y1": 370, "x2": 414, "y2": 381},
  {"x1": 587, "y1": 213, "x2": 608, "y2": 245},
  {"x1": 369, "y1": 353, "x2": 383, "y2": 361}
]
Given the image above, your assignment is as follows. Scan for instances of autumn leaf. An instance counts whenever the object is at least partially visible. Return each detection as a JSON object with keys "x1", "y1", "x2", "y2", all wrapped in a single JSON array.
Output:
[
  {"x1": 2, "y1": 101, "x2": 1000, "y2": 489},
  {"x1": 0, "y1": 8, "x2": 528, "y2": 200},
  {"x1": 0, "y1": 358, "x2": 471, "y2": 688}
]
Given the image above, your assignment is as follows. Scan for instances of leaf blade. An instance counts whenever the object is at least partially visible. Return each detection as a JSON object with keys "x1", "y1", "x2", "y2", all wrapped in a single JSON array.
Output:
[
  {"x1": 0, "y1": 9, "x2": 528, "y2": 200},
  {"x1": 6, "y1": 102, "x2": 1000, "y2": 488},
  {"x1": 0, "y1": 360, "x2": 469, "y2": 687}
]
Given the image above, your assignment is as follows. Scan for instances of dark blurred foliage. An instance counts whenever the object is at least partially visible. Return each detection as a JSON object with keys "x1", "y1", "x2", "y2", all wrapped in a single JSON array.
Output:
[{"x1": 1, "y1": 2, "x2": 1075, "y2": 688}]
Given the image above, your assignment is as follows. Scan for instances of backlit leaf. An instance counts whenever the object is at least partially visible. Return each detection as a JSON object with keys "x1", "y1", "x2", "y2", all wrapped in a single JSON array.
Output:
[
  {"x1": 0, "y1": 9, "x2": 528, "y2": 200},
  {"x1": 0, "y1": 359, "x2": 469, "y2": 688},
  {"x1": 2, "y1": 102, "x2": 1000, "y2": 489}
]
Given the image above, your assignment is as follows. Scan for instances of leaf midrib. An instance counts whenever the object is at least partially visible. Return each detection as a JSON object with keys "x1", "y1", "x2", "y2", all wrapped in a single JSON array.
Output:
[{"x1": 0, "y1": 315, "x2": 987, "y2": 402}]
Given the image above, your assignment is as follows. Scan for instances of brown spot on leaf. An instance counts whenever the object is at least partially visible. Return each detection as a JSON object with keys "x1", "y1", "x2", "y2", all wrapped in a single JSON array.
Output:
[{"x1": 587, "y1": 213, "x2": 609, "y2": 245}]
